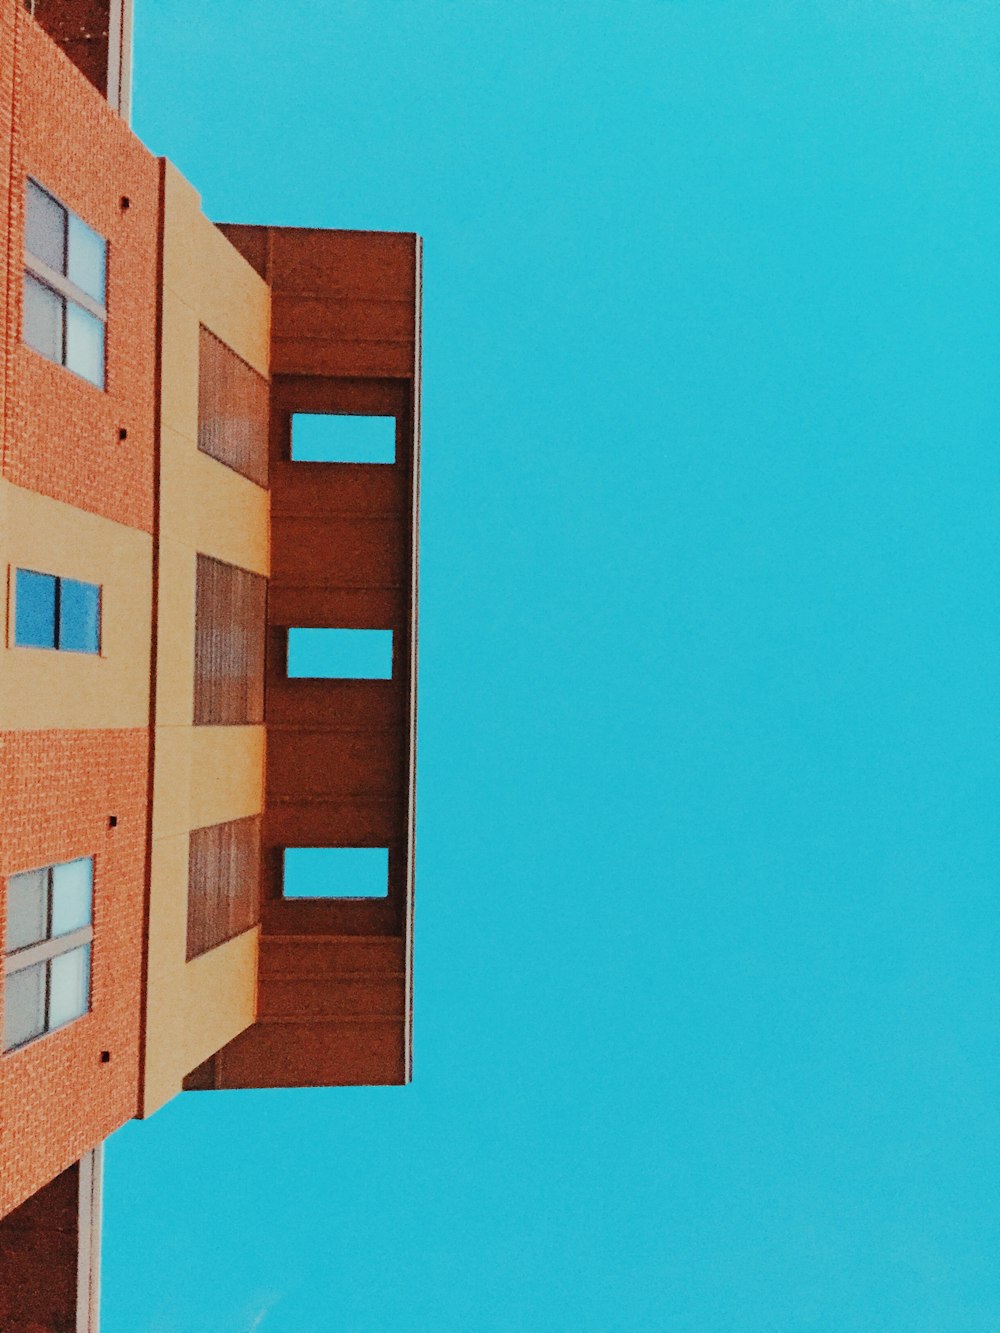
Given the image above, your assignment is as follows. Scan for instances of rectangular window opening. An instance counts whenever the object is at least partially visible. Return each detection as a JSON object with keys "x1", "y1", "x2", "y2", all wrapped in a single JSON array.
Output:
[
  {"x1": 291, "y1": 413, "x2": 396, "y2": 464},
  {"x1": 282, "y1": 847, "x2": 389, "y2": 900},
  {"x1": 3, "y1": 856, "x2": 94, "y2": 1052},
  {"x1": 13, "y1": 568, "x2": 101, "y2": 654},
  {"x1": 287, "y1": 627, "x2": 393, "y2": 680},
  {"x1": 23, "y1": 178, "x2": 106, "y2": 389}
]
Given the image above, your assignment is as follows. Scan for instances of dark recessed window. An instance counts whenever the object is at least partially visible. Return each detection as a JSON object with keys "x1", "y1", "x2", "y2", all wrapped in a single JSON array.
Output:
[
  {"x1": 3, "y1": 857, "x2": 94, "y2": 1052},
  {"x1": 286, "y1": 628, "x2": 393, "y2": 679},
  {"x1": 14, "y1": 568, "x2": 101, "y2": 654},
  {"x1": 187, "y1": 816, "x2": 262, "y2": 960},
  {"x1": 194, "y1": 554, "x2": 266, "y2": 724},
  {"x1": 198, "y1": 326, "x2": 269, "y2": 486},
  {"x1": 282, "y1": 847, "x2": 389, "y2": 899},
  {"x1": 23, "y1": 179, "x2": 107, "y2": 389},
  {"x1": 290, "y1": 413, "x2": 396, "y2": 464}
]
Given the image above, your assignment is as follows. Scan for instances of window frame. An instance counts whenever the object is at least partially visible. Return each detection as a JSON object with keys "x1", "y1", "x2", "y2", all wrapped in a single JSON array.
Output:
[
  {"x1": 3, "y1": 857, "x2": 94, "y2": 1053},
  {"x1": 22, "y1": 178, "x2": 107, "y2": 389},
  {"x1": 11, "y1": 566, "x2": 102, "y2": 655}
]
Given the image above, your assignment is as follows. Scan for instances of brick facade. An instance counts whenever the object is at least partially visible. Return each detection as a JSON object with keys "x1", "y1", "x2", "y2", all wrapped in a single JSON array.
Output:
[
  {"x1": 0, "y1": 730, "x2": 147, "y2": 1217},
  {"x1": 1, "y1": 0, "x2": 158, "y2": 534}
]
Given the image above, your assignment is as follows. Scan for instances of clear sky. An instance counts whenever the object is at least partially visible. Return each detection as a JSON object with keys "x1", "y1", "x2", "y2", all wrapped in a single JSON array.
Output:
[{"x1": 104, "y1": 3, "x2": 1000, "y2": 1329}]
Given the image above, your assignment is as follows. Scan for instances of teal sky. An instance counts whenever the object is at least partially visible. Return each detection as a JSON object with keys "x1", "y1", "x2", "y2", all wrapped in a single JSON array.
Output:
[{"x1": 104, "y1": 3, "x2": 1000, "y2": 1329}]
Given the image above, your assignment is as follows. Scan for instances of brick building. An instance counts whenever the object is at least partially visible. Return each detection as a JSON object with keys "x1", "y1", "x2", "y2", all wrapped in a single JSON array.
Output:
[{"x1": 0, "y1": 0, "x2": 421, "y2": 1325}]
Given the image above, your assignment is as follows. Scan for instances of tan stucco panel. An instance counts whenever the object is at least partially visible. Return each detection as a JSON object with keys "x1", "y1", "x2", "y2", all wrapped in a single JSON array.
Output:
[
  {"x1": 160, "y1": 161, "x2": 270, "y2": 377},
  {"x1": 152, "y1": 725, "x2": 264, "y2": 839},
  {"x1": 0, "y1": 481, "x2": 152, "y2": 731},
  {"x1": 143, "y1": 829, "x2": 258, "y2": 1116},
  {"x1": 142, "y1": 159, "x2": 270, "y2": 1119},
  {"x1": 154, "y1": 536, "x2": 196, "y2": 728},
  {"x1": 159, "y1": 424, "x2": 268, "y2": 575}
]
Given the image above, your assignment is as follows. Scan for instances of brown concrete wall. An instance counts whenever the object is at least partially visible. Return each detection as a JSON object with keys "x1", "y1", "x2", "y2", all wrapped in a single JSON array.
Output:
[{"x1": 210, "y1": 227, "x2": 420, "y2": 1090}]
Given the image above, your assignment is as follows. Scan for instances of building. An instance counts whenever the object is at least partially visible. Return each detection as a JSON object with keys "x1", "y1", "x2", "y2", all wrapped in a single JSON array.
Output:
[{"x1": 0, "y1": 0, "x2": 421, "y2": 1324}]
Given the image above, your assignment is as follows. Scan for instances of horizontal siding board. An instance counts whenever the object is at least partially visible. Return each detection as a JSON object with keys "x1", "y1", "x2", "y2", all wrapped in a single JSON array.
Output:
[
  {"x1": 267, "y1": 730, "x2": 403, "y2": 801},
  {"x1": 272, "y1": 295, "x2": 416, "y2": 343},
  {"x1": 267, "y1": 586, "x2": 405, "y2": 630},
  {"x1": 270, "y1": 339, "x2": 415, "y2": 380},
  {"x1": 270, "y1": 516, "x2": 405, "y2": 585},
  {"x1": 269, "y1": 464, "x2": 408, "y2": 519},
  {"x1": 264, "y1": 679, "x2": 403, "y2": 731}
]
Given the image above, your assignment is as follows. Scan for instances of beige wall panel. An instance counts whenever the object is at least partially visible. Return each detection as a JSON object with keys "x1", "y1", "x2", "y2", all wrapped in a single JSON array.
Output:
[
  {"x1": 159, "y1": 426, "x2": 268, "y2": 574},
  {"x1": 151, "y1": 725, "x2": 264, "y2": 839},
  {"x1": 154, "y1": 536, "x2": 196, "y2": 728},
  {"x1": 190, "y1": 725, "x2": 266, "y2": 828},
  {"x1": 159, "y1": 291, "x2": 199, "y2": 444},
  {"x1": 0, "y1": 481, "x2": 152, "y2": 731},
  {"x1": 143, "y1": 159, "x2": 270, "y2": 1119},
  {"x1": 143, "y1": 829, "x2": 259, "y2": 1116},
  {"x1": 151, "y1": 726, "x2": 193, "y2": 839},
  {"x1": 161, "y1": 161, "x2": 270, "y2": 377},
  {"x1": 142, "y1": 831, "x2": 190, "y2": 1114},
  {"x1": 181, "y1": 929, "x2": 258, "y2": 1071}
]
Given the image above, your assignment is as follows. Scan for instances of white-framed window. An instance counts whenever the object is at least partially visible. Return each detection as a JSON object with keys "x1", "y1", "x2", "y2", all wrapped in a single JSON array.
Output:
[
  {"x1": 23, "y1": 178, "x2": 107, "y2": 388},
  {"x1": 3, "y1": 857, "x2": 94, "y2": 1052}
]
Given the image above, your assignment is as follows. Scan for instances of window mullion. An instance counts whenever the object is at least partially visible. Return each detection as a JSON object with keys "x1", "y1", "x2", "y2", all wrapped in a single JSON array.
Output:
[{"x1": 23, "y1": 254, "x2": 107, "y2": 323}]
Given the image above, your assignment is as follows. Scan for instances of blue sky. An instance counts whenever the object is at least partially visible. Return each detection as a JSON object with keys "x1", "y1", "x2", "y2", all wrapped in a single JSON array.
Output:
[{"x1": 104, "y1": 3, "x2": 1000, "y2": 1329}]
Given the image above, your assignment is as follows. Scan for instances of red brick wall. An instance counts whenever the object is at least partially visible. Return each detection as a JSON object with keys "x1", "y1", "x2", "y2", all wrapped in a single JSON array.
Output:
[
  {"x1": 0, "y1": 730, "x2": 147, "y2": 1217},
  {"x1": 1, "y1": 0, "x2": 158, "y2": 534}
]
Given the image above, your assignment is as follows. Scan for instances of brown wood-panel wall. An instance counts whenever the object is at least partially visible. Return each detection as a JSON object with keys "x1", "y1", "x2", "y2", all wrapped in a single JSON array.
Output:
[
  {"x1": 193, "y1": 554, "x2": 266, "y2": 725},
  {"x1": 203, "y1": 224, "x2": 421, "y2": 1090},
  {"x1": 197, "y1": 325, "x2": 269, "y2": 487},
  {"x1": 186, "y1": 815, "x2": 262, "y2": 961}
]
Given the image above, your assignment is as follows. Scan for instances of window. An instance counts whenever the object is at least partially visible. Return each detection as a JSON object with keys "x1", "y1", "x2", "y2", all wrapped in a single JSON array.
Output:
[
  {"x1": 23, "y1": 179, "x2": 107, "y2": 388},
  {"x1": 198, "y1": 326, "x2": 269, "y2": 486},
  {"x1": 291, "y1": 413, "x2": 396, "y2": 464},
  {"x1": 282, "y1": 847, "x2": 389, "y2": 899},
  {"x1": 3, "y1": 858, "x2": 93, "y2": 1052},
  {"x1": 287, "y1": 628, "x2": 393, "y2": 679},
  {"x1": 194, "y1": 554, "x2": 266, "y2": 724},
  {"x1": 187, "y1": 816, "x2": 261, "y2": 960},
  {"x1": 13, "y1": 568, "x2": 101, "y2": 653}
]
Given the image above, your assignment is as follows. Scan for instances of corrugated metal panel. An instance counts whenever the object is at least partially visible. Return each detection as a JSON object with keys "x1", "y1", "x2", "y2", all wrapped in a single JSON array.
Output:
[
  {"x1": 197, "y1": 325, "x2": 269, "y2": 487},
  {"x1": 194, "y1": 554, "x2": 266, "y2": 725},
  {"x1": 187, "y1": 815, "x2": 262, "y2": 961}
]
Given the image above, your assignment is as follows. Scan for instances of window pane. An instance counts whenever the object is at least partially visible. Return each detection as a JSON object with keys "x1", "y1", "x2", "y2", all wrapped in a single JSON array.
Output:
[
  {"x1": 6, "y1": 869, "x2": 48, "y2": 952},
  {"x1": 65, "y1": 303, "x2": 105, "y2": 388},
  {"x1": 48, "y1": 945, "x2": 90, "y2": 1030},
  {"x1": 67, "y1": 213, "x2": 106, "y2": 304},
  {"x1": 3, "y1": 962, "x2": 46, "y2": 1051},
  {"x1": 24, "y1": 273, "x2": 64, "y2": 363},
  {"x1": 58, "y1": 579, "x2": 100, "y2": 654},
  {"x1": 283, "y1": 847, "x2": 389, "y2": 899},
  {"x1": 291, "y1": 413, "x2": 396, "y2": 463},
  {"x1": 15, "y1": 569, "x2": 57, "y2": 649},
  {"x1": 287, "y1": 627, "x2": 394, "y2": 679},
  {"x1": 51, "y1": 858, "x2": 92, "y2": 937},
  {"x1": 25, "y1": 179, "x2": 66, "y2": 272}
]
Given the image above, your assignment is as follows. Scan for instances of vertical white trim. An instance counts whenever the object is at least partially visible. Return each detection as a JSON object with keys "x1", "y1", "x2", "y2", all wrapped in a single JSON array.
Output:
[
  {"x1": 76, "y1": 1145, "x2": 104, "y2": 1333},
  {"x1": 106, "y1": 0, "x2": 133, "y2": 122}
]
